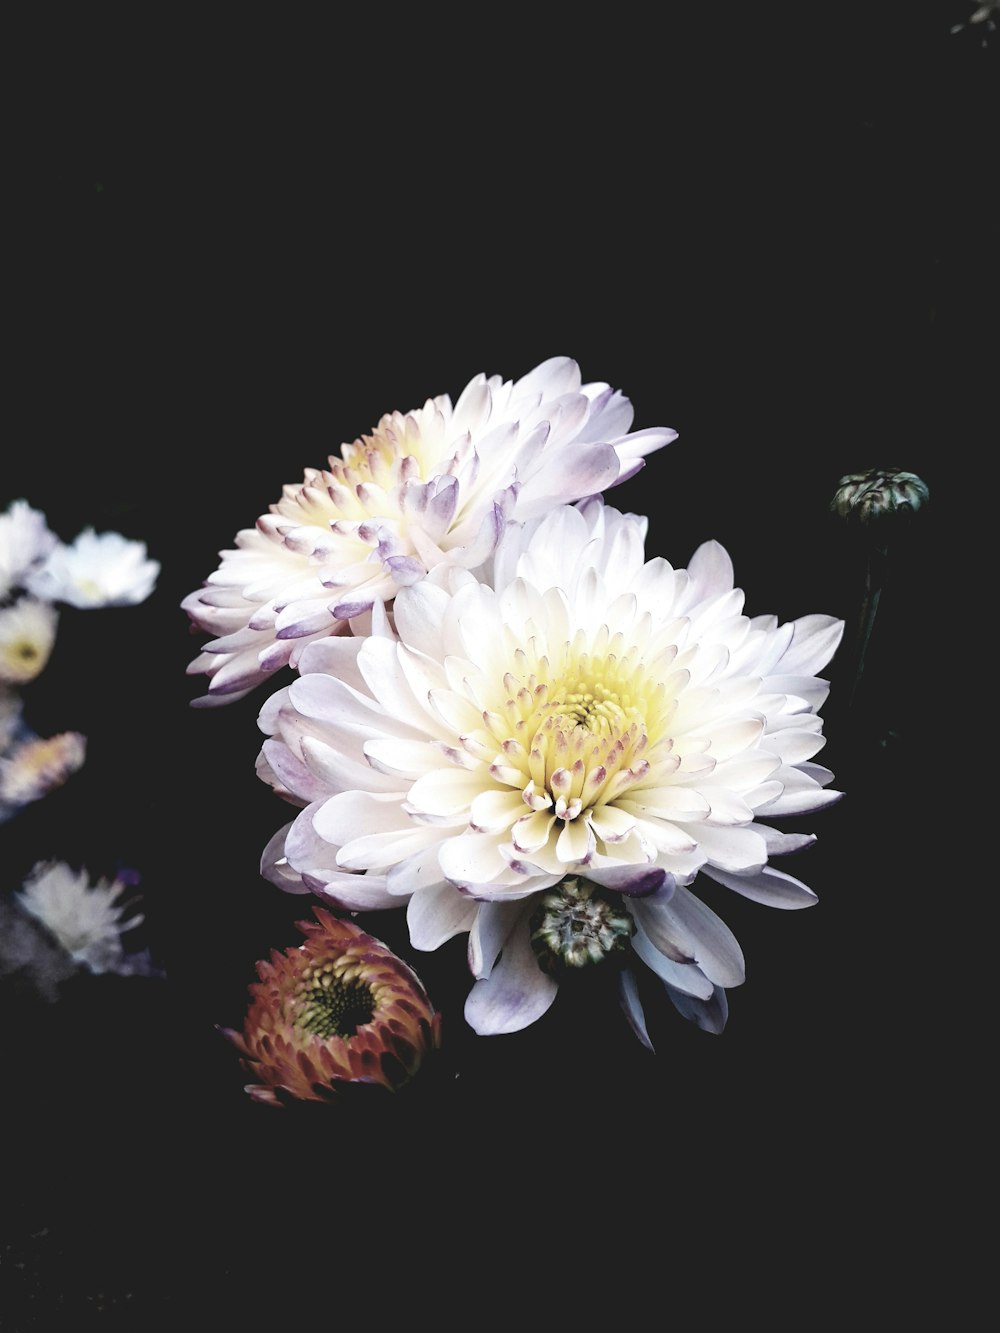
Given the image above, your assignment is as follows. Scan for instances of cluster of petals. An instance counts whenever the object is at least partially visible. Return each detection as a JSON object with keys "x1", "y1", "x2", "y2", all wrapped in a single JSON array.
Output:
[
  {"x1": 222, "y1": 907, "x2": 442, "y2": 1104},
  {"x1": 182, "y1": 357, "x2": 677, "y2": 706},
  {"x1": 256, "y1": 498, "x2": 844, "y2": 1039}
]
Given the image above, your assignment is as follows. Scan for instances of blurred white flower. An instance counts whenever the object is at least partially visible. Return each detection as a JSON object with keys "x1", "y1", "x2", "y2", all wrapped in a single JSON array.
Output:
[
  {"x1": 183, "y1": 356, "x2": 677, "y2": 706},
  {"x1": 0, "y1": 500, "x2": 58, "y2": 602},
  {"x1": 25, "y1": 528, "x2": 160, "y2": 609},
  {"x1": 15, "y1": 861, "x2": 143, "y2": 975},
  {"x1": 0, "y1": 729, "x2": 86, "y2": 818},
  {"x1": 0, "y1": 597, "x2": 59, "y2": 685},
  {"x1": 258, "y1": 498, "x2": 843, "y2": 1039}
]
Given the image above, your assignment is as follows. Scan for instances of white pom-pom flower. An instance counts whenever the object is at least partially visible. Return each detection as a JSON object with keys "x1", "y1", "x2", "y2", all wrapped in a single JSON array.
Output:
[
  {"x1": 256, "y1": 499, "x2": 844, "y2": 1040},
  {"x1": 182, "y1": 357, "x2": 676, "y2": 706}
]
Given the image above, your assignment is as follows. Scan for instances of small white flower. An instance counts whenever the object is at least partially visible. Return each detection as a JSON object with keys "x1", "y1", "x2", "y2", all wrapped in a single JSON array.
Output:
[
  {"x1": 0, "y1": 597, "x2": 59, "y2": 685},
  {"x1": 183, "y1": 356, "x2": 677, "y2": 706},
  {"x1": 0, "y1": 500, "x2": 58, "y2": 602},
  {"x1": 15, "y1": 861, "x2": 143, "y2": 974},
  {"x1": 25, "y1": 528, "x2": 160, "y2": 609},
  {"x1": 257, "y1": 498, "x2": 844, "y2": 1039}
]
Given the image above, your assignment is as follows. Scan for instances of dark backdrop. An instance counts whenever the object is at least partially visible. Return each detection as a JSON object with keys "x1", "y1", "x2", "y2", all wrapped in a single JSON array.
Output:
[{"x1": 4, "y1": 7, "x2": 990, "y2": 1325}]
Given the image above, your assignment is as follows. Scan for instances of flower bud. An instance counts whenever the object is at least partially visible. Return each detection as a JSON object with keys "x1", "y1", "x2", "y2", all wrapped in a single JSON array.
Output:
[
  {"x1": 222, "y1": 907, "x2": 442, "y2": 1105},
  {"x1": 830, "y1": 467, "x2": 929, "y2": 528}
]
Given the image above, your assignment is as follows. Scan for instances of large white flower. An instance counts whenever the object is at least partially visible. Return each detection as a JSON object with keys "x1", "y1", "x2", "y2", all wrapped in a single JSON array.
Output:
[
  {"x1": 183, "y1": 357, "x2": 676, "y2": 707},
  {"x1": 0, "y1": 499, "x2": 58, "y2": 602},
  {"x1": 25, "y1": 528, "x2": 160, "y2": 608},
  {"x1": 15, "y1": 860, "x2": 143, "y2": 974},
  {"x1": 257, "y1": 499, "x2": 845, "y2": 1039}
]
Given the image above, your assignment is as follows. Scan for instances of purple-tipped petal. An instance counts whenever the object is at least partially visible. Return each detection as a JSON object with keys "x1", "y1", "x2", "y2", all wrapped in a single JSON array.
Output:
[{"x1": 585, "y1": 865, "x2": 672, "y2": 898}]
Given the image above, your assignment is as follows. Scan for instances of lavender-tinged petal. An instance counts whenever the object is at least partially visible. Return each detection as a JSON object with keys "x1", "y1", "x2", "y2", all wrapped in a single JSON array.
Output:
[
  {"x1": 464, "y1": 913, "x2": 559, "y2": 1035},
  {"x1": 618, "y1": 967, "x2": 655, "y2": 1052}
]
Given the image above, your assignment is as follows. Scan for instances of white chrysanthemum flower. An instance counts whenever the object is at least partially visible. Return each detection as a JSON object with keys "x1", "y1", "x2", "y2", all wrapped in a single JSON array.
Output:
[
  {"x1": 0, "y1": 500, "x2": 58, "y2": 602},
  {"x1": 15, "y1": 860, "x2": 143, "y2": 974},
  {"x1": 25, "y1": 528, "x2": 160, "y2": 608},
  {"x1": 183, "y1": 356, "x2": 677, "y2": 707},
  {"x1": 257, "y1": 498, "x2": 844, "y2": 1039},
  {"x1": 0, "y1": 597, "x2": 59, "y2": 685}
]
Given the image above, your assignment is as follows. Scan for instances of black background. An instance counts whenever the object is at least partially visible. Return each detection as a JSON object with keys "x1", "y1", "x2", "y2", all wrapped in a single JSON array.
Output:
[{"x1": 3, "y1": 7, "x2": 992, "y2": 1327}]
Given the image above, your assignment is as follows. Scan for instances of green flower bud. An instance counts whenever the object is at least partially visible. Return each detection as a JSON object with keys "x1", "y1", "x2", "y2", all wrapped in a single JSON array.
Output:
[
  {"x1": 529, "y1": 876, "x2": 635, "y2": 977},
  {"x1": 830, "y1": 468, "x2": 929, "y2": 528}
]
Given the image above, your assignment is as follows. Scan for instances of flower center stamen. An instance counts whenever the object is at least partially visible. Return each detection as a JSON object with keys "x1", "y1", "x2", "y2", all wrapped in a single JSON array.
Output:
[
  {"x1": 295, "y1": 963, "x2": 375, "y2": 1039},
  {"x1": 486, "y1": 633, "x2": 666, "y2": 817}
]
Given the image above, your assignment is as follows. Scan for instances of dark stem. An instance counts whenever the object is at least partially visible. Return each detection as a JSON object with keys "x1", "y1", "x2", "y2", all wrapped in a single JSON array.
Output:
[{"x1": 847, "y1": 538, "x2": 888, "y2": 715}]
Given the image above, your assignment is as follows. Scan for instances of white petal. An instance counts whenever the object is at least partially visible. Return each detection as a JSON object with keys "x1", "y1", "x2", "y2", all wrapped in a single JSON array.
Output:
[
  {"x1": 691, "y1": 824, "x2": 768, "y2": 873},
  {"x1": 438, "y1": 832, "x2": 510, "y2": 886},
  {"x1": 312, "y1": 790, "x2": 410, "y2": 846},
  {"x1": 464, "y1": 912, "x2": 559, "y2": 1035},
  {"x1": 631, "y1": 884, "x2": 745, "y2": 987},
  {"x1": 468, "y1": 899, "x2": 526, "y2": 978},
  {"x1": 407, "y1": 766, "x2": 491, "y2": 816},
  {"x1": 776, "y1": 615, "x2": 845, "y2": 675},
  {"x1": 407, "y1": 882, "x2": 478, "y2": 950},
  {"x1": 702, "y1": 863, "x2": 819, "y2": 909},
  {"x1": 631, "y1": 921, "x2": 714, "y2": 998},
  {"x1": 470, "y1": 788, "x2": 529, "y2": 834}
]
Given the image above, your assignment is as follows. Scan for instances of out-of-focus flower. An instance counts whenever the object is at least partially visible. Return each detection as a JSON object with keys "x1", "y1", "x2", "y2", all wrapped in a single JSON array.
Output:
[
  {"x1": 221, "y1": 907, "x2": 442, "y2": 1105},
  {"x1": 183, "y1": 356, "x2": 677, "y2": 707},
  {"x1": 0, "y1": 500, "x2": 58, "y2": 602},
  {"x1": 830, "y1": 467, "x2": 929, "y2": 531},
  {"x1": 25, "y1": 528, "x2": 160, "y2": 608},
  {"x1": 0, "y1": 598, "x2": 59, "y2": 685},
  {"x1": 258, "y1": 498, "x2": 843, "y2": 1038},
  {"x1": 15, "y1": 861, "x2": 143, "y2": 975},
  {"x1": 0, "y1": 730, "x2": 86, "y2": 819},
  {"x1": 950, "y1": 1, "x2": 997, "y2": 42}
]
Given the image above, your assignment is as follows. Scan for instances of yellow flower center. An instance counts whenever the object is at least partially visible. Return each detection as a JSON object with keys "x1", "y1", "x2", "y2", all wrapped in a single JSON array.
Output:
[
  {"x1": 484, "y1": 628, "x2": 675, "y2": 819},
  {"x1": 275, "y1": 411, "x2": 447, "y2": 528},
  {"x1": 295, "y1": 959, "x2": 375, "y2": 1039}
]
